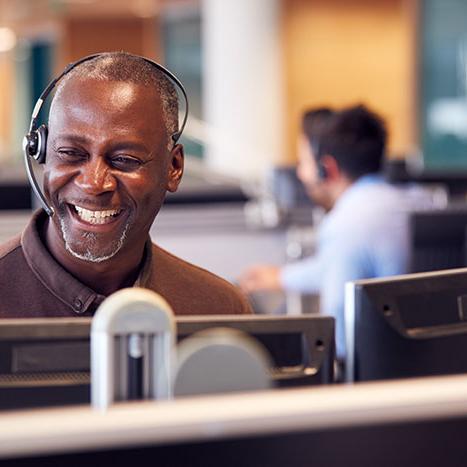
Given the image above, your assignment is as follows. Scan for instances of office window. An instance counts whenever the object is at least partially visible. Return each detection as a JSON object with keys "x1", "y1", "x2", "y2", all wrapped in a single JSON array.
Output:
[{"x1": 421, "y1": 0, "x2": 467, "y2": 171}]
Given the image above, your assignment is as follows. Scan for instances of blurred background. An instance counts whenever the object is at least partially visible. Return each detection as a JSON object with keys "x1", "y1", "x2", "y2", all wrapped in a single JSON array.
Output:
[{"x1": 0, "y1": 0, "x2": 466, "y2": 312}]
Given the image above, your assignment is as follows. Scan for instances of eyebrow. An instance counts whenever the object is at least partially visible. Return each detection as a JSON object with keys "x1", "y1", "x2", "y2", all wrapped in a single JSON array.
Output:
[{"x1": 54, "y1": 134, "x2": 90, "y2": 146}]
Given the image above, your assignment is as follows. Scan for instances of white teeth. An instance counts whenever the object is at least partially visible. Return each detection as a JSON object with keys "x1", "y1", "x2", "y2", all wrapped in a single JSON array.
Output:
[{"x1": 74, "y1": 205, "x2": 120, "y2": 224}]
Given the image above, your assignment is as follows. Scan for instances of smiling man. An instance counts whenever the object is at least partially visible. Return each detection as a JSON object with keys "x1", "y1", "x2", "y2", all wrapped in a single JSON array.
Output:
[{"x1": 0, "y1": 52, "x2": 252, "y2": 317}]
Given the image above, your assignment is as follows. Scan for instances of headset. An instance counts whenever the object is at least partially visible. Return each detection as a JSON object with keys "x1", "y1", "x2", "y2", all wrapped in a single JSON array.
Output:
[
  {"x1": 317, "y1": 161, "x2": 328, "y2": 180},
  {"x1": 23, "y1": 53, "x2": 189, "y2": 217},
  {"x1": 310, "y1": 140, "x2": 327, "y2": 180}
]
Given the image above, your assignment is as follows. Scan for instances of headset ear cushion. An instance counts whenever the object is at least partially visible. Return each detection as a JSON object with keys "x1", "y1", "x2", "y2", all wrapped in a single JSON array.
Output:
[
  {"x1": 24, "y1": 124, "x2": 48, "y2": 164},
  {"x1": 33, "y1": 125, "x2": 48, "y2": 164}
]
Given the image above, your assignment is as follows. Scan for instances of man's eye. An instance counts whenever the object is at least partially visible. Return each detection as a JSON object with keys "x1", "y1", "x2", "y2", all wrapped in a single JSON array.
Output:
[
  {"x1": 111, "y1": 156, "x2": 142, "y2": 170},
  {"x1": 56, "y1": 149, "x2": 86, "y2": 161}
]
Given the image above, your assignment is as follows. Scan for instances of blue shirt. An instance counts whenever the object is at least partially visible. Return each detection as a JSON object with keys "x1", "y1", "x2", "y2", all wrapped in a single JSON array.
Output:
[{"x1": 280, "y1": 175, "x2": 435, "y2": 358}]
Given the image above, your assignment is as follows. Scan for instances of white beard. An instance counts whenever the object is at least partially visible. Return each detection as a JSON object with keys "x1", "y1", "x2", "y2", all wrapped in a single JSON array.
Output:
[{"x1": 58, "y1": 211, "x2": 130, "y2": 263}]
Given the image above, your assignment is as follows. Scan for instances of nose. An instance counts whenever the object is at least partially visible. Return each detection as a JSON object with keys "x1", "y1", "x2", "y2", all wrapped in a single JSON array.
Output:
[{"x1": 74, "y1": 157, "x2": 117, "y2": 195}]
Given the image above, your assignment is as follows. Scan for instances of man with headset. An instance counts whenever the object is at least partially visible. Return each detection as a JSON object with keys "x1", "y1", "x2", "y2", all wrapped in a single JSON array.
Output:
[
  {"x1": 0, "y1": 52, "x2": 251, "y2": 317},
  {"x1": 240, "y1": 105, "x2": 433, "y2": 359}
]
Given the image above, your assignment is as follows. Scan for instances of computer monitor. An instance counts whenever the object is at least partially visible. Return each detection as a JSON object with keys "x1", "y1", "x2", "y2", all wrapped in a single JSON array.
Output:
[
  {"x1": 268, "y1": 165, "x2": 314, "y2": 211},
  {"x1": 345, "y1": 267, "x2": 467, "y2": 382},
  {"x1": 0, "y1": 315, "x2": 334, "y2": 410},
  {"x1": 409, "y1": 206, "x2": 467, "y2": 272}
]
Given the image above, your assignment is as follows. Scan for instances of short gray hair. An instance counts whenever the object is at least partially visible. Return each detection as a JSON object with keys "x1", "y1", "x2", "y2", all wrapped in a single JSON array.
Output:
[{"x1": 52, "y1": 52, "x2": 179, "y2": 148}]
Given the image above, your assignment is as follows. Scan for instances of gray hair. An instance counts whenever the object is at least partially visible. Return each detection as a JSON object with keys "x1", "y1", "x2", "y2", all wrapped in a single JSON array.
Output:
[{"x1": 51, "y1": 52, "x2": 179, "y2": 148}]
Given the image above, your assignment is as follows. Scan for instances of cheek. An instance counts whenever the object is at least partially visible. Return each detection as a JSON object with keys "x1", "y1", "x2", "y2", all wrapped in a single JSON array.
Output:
[
  {"x1": 127, "y1": 170, "x2": 166, "y2": 200},
  {"x1": 43, "y1": 166, "x2": 75, "y2": 200},
  {"x1": 297, "y1": 159, "x2": 318, "y2": 187},
  {"x1": 42, "y1": 166, "x2": 60, "y2": 198},
  {"x1": 308, "y1": 159, "x2": 320, "y2": 183},
  {"x1": 132, "y1": 189, "x2": 166, "y2": 233},
  {"x1": 132, "y1": 177, "x2": 167, "y2": 214}
]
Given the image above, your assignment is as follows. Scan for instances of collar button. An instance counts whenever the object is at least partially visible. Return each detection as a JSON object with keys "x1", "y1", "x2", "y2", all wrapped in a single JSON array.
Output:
[{"x1": 73, "y1": 298, "x2": 84, "y2": 313}]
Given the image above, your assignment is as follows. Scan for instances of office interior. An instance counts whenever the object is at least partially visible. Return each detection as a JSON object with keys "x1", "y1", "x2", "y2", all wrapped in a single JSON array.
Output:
[{"x1": 2, "y1": 0, "x2": 467, "y2": 464}]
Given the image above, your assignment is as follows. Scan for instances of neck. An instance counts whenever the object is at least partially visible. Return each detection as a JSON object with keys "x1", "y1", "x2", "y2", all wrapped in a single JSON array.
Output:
[
  {"x1": 329, "y1": 176, "x2": 354, "y2": 209},
  {"x1": 44, "y1": 220, "x2": 146, "y2": 296}
]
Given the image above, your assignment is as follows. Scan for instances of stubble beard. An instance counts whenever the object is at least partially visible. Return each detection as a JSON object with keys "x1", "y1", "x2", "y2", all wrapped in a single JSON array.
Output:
[{"x1": 57, "y1": 205, "x2": 130, "y2": 263}]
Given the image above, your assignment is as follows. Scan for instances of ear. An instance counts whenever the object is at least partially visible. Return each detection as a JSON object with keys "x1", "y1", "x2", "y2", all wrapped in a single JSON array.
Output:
[
  {"x1": 167, "y1": 144, "x2": 184, "y2": 193},
  {"x1": 320, "y1": 155, "x2": 341, "y2": 181}
]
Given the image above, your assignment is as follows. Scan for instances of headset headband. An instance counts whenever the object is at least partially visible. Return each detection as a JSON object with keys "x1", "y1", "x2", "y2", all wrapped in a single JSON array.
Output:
[{"x1": 28, "y1": 53, "x2": 189, "y2": 143}]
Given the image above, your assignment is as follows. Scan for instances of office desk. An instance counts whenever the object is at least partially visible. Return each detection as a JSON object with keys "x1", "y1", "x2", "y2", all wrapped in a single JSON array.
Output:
[{"x1": 1, "y1": 375, "x2": 467, "y2": 466}]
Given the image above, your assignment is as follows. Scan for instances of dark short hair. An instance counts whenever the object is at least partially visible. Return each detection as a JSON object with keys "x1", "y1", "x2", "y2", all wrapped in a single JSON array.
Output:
[
  {"x1": 318, "y1": 104, "x2": 387, "y2": 180},
  {"x1": 51, "y1": 52, "x2": 178, "y2": 146},
  {"x1": 301, "y1": 107, "x2": 334, "y2": 152}
]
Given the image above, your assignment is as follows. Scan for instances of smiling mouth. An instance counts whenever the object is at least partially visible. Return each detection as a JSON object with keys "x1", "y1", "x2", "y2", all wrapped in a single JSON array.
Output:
[{"x1": 70, "y1": 204, "x2": 123, "y2": 225}]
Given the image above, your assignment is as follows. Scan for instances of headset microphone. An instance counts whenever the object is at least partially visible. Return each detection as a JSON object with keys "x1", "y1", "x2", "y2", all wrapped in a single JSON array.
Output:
[
  {"x1": 23, "y1": 53, "x2": 189, "y2": 218},
  {"x1": 310, "y1": 140, "x2": 327, "y2": 180}
]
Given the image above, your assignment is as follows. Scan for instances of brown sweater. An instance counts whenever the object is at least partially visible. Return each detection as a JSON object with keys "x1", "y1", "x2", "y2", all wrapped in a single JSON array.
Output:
[{"x1": 0, "y1": 211, "x2": 252, "y2": 318}]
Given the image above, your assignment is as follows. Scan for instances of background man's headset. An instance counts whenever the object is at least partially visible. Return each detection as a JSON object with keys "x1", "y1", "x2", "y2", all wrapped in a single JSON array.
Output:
[
  {"x1": 23, "y1": 53, "x2": 189, "y2": 217},
  {"x1": 310, "y1": 140, "x2": 328, "y2": 180}
]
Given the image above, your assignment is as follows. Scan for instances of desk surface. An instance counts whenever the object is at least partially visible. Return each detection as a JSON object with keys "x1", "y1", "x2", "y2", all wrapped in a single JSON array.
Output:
[{"x1": 2, "y1": 374, "x2": 467, "y2": 460}]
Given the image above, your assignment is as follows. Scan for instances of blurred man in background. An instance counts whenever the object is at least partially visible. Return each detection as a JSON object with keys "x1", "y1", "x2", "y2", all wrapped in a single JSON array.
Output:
[{"x1": 240, "y1": 104, "x2": 432, "y2": 359}]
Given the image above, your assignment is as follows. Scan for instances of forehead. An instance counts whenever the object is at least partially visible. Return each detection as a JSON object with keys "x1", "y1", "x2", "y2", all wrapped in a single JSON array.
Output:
[{"x1": 49, "y1": 77, "x2": 164, "y2": 135}]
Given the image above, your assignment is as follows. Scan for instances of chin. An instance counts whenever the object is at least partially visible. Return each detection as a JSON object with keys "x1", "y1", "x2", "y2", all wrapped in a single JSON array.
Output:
[
  {"x1": 57, "y1": 206, "x2": 131, "y2": 263},
  {"x1": 65, "y1": 242, "x2": 123, "y2": 263},
  {"x1": 63, "y1": 229, "x2": 129, "y2": 263}
]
